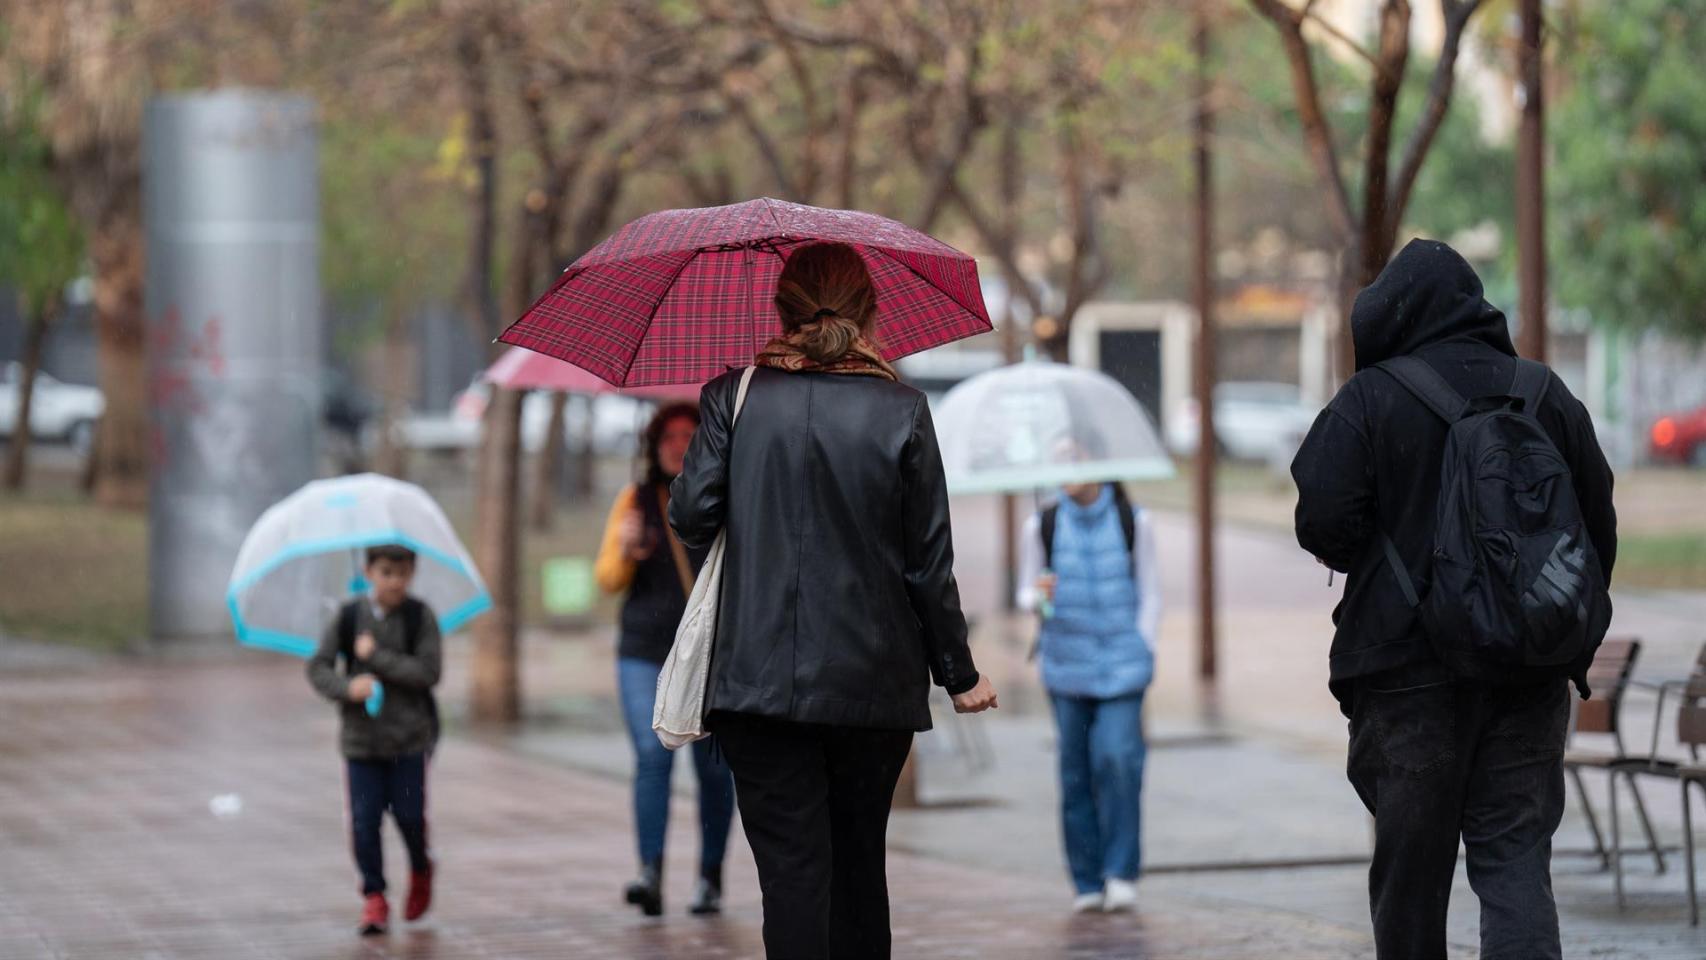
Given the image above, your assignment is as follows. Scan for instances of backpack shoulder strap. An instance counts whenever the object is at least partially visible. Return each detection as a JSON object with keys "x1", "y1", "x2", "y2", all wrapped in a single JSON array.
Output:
[
  {"x1": 1377, "y1": 356, "x2": 1468, "y2": 424},
  {"x1": 1108, "y1": 483, "x2": 1137, "y2": 554},
  {"x1": 1041, "y1": 504, "x2": 1059, "y2": 570},
  {"x1": 401, "y1": 597, "x2": 425, "y2": 655},
  {"x1": 337, "y1": 600, "x2": 360, "y2": 672},
  {"x1": 1511, "y1": 359, "x2": 1553, "y2": 415}
]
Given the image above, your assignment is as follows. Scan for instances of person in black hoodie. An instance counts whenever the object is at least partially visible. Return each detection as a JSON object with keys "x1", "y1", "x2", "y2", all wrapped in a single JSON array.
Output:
[{"x1": 1292, "y1": 239, "x2": 1616, "y2": 960}]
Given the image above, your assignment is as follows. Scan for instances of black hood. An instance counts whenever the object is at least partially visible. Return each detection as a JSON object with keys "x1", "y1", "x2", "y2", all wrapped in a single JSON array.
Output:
[{"x1": 1351, "y1": 238, "x2": 1516, "y2": 371}]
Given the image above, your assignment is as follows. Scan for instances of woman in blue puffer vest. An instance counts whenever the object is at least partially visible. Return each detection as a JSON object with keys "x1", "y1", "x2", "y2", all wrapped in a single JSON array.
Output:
[{"x1": 1017, "y1": 481, "x2": 1159, "y2": 914}]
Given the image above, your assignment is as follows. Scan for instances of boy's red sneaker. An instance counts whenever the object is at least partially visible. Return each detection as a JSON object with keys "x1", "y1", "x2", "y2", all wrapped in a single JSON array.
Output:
[
  {"x1": 359, "y1": 893, "x2": 389, "y2": 936},
  {"x1": 404, "y1": 865, "x2": 433, "y2": 922}
]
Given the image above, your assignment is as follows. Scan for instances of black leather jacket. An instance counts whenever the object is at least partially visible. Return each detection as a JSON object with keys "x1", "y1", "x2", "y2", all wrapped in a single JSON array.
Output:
[{"x1": 669, "y1": 367, "x2": 980, "y2": 731}]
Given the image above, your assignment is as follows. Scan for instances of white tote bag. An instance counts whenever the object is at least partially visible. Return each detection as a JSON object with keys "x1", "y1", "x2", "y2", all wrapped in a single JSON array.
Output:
[{"x1": 653, "y1": 366, "x2": 756, "y2": 750}]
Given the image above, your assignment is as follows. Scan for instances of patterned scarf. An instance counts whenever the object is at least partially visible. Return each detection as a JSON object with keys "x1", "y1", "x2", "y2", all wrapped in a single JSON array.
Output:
[{"x1": 754, "y1": 331, "x2": 899, "y2": 381}]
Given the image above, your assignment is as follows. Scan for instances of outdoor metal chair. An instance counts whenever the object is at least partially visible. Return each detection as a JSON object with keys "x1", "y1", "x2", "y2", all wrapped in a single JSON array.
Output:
[
  {"x1": 1612, "y1": 641, "x2": 1706, "y2": 924},
  {"x1": 1563, "y1": 638, "x2": 1664, "y2": 873}
]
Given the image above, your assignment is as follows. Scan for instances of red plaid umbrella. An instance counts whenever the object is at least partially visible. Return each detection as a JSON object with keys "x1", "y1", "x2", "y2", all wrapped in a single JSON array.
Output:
[{"x1": 497, "y1": 198, "x2": 992, "y2": 386}]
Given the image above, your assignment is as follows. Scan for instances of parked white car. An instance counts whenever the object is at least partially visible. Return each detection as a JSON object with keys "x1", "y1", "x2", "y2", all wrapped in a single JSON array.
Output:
[
  {"x1": 393, "y1": 381, "x2": 653, "y2": 456},
  {"x1": 0, "y1": 363, "x2": 105, "y2": 453},
  {"x1": 1166, "y1": 381, "x2": 1320, "y2": 463}
]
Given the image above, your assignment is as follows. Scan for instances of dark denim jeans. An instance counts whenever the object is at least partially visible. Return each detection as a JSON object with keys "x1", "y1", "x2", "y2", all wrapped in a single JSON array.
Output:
[
  {"x1": 347, "y1": 752, "x2": 430, "y2": 896},
  {"x1": 1049, "y1": 692, "x2": 1146, "y2": 895},
  {"x1": 616, "y1": 656, "x2": 735, "y2": 872},
  {"x1": 1347, "y1": 662, "x2": 1570, "y2": 960}
]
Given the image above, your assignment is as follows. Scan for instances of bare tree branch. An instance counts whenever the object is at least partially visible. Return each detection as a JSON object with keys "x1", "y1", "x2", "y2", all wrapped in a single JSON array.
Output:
[
  {"x1": 1246, "y1": 0, "x2": 1359, "y2": 243},
  {"x1": 1359, "y1": 0, "x2": 1412, "y2": 268},
  {"x1": 1385, "y1": 0, "x2": 1487, "y2": 253}
]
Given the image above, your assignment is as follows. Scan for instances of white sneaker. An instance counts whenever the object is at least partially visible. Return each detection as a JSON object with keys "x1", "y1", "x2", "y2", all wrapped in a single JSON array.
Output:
[
  {"x1": 1072, "y1": 892, "x2": 1104, "y2": 914},
  {"x1": 1102, "y1": 879, "x2": 1138, "y2": 913}
]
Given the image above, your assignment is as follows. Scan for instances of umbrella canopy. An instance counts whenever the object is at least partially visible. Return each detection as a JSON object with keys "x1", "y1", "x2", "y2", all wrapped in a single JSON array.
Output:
[
  {"x1": 498, "y1": 198, "x2": 992, "y2": 386},
  {"x1": 933, "y1": 359, "x2": 1176, "y2": 495},
  {"x1": 483, "y1": 346, "x2": 695, "y2": 399},
  {"x1": 227, "y1": 473, "x2": 490, "y2": 659}
]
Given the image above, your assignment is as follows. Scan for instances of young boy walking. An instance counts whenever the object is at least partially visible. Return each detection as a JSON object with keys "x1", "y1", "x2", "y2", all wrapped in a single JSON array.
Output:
[
  {"x1": 1018, "y1": 481, "x2": 1160, "y2": 914},
  {"x1": 306, "y1": 545, "x2": 443, "y2": 936}
]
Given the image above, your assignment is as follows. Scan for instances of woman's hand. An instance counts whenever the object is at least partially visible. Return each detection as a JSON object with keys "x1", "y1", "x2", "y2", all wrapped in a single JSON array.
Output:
[{"x1": 951, "y1": 675, "x2": 998, "y2": 714}]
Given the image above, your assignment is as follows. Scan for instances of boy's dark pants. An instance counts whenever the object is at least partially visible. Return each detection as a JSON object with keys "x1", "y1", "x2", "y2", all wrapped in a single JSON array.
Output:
[
  {"x1": 347, "y1": 753, "x2": 431, "y2": 895},
  {"x1": 1348, "y1": 663, "x2": 1570, "y2": 960}
]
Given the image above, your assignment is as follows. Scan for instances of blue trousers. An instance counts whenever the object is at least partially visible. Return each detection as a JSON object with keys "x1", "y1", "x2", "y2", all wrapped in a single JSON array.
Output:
[
  {"x1": 617, "y1": 656, "x2": 736, "y2": 871},
  {"x1": 1049, "y1": 692, "x2": 1147, "y2": 895},
  {"x1": 347, "y1": 753, "x2": 430, "y2": 896}
]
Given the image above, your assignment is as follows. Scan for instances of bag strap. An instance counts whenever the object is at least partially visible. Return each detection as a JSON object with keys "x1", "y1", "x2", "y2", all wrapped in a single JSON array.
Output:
[
  {"x1": 1111, "y1": 484, "x2": 1138, "y2": 555},
  {"x1": 1040, "y1": 505, "x2": 1058, "y2": 569},
  {"x1": 1381, "y1": 532, "x2": 1422, "y2": 609},
  {"x1": 662, "y1": 485, "x2": 696, "y2": 598},
  {"x1": 1511, "y1": 359, "x2": 1552, "y2": 415},
  {"x1": 731, "y1": 365, "x2": 757, "y2": 424},
  {"x1": 338, "y1": 600, "x2": 360, "y2": 673},
  {"x1": 402, "y1": 598, "x2": 424, "y2": 655},
  {"x1": 1377, "y1": 356, "x2": 1468, "y2": 424}
]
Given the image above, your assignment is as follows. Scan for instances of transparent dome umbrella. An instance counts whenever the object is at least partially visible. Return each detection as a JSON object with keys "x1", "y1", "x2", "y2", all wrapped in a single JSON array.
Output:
[
  {"x1": 932, "y1": 357, "x2": 1176, "y2": 496},
  {"x1": 226, "y1": 473, "x2": 491, "y2": 714}
]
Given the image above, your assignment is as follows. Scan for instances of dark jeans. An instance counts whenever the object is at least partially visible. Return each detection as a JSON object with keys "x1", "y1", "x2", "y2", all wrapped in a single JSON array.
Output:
[
  {"x1": 711, "y1": 711, "x2": 913, "y2": 960},
  {"x1": 347, "y1": 753, "x2": 431, "y2": 896},
  {"x1": 1049, "y1": 692, "x2": 1146, "y2": 894},
  {"x1": 617, "y1": 656, "x2": 736, "y2": 871},
  {"x1": 1347, "y1": 663, "x2": 1570, "y2": 960}
]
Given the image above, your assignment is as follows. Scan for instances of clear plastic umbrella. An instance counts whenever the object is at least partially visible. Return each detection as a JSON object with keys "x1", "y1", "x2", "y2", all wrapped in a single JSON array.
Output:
[
  {"x1": 933, "y1": 357, "x2": 1175, "y2": 495},
  {"x1": 226, "y1": 474, "x2": 490, "y2": 713}
]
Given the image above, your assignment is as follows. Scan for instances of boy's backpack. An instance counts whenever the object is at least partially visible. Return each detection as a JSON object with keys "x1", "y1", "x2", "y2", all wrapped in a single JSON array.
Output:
[
  {"x1": 1376, "y1": 356, "x2": 1612, "y2": 683},
  {"x1": 1041, "y1": 484, "x2": 1137, "y2": 571},
  {"x1": 338, "y1": 597, "x2": 439, "y2": 741}
]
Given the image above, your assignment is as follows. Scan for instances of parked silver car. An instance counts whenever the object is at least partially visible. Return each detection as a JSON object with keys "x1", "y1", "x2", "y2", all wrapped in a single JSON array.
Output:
[
  {"x1": 1166, "y1": 381, "x2": 1319, "y2": 464},
  {"x1": 0, "y1": 363, "x2": 105, "y2": 454}
]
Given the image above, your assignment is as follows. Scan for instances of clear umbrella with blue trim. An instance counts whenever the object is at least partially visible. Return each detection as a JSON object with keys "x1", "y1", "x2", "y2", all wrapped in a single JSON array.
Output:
[{"x1": 226, "y1": 473, "x2": 491, "y2": 715}]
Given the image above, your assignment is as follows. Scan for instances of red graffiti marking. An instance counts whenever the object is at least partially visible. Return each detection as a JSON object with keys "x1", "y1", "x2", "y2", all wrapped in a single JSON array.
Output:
[{"x1": 148, "y1": 306, "x2": 229, "y2": 472}]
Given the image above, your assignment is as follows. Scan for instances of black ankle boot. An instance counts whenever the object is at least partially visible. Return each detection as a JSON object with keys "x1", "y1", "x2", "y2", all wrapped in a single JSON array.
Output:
[
  {"x1": 624, "y1": 860, "x2": 663, "y2": 917},
  {"x1": 689, "y1": 864, "x2": 723, "y2": 916}
]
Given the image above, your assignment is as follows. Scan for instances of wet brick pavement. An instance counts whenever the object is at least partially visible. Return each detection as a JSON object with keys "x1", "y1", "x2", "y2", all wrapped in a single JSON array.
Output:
[{"x1": 0, "y1": 656, "x2": 1381, "y2": 960}]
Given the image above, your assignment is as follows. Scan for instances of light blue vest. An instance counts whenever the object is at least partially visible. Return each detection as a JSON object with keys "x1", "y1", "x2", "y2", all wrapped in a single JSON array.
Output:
[{"x1": 1040, "y1": 487, "x2": 1154, "y2": 699}]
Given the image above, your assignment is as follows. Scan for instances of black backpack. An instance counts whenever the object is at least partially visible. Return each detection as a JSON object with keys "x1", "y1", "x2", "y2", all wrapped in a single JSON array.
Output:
[
  {"x1": 1041, "y1": 484, "x2": 1137, "y2": 571},
  {"x1": 337, "y1": 598, "x2": 439, "y2": 740},
  {"x1": 1377, "y1": 356, "x2": 1612, "y2": 683}
]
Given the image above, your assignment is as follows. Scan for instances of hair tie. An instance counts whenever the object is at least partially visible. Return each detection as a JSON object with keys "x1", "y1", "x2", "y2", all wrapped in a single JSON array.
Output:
[{"x1": 812, "y1": 308, "x2": 838, "y2": 321}]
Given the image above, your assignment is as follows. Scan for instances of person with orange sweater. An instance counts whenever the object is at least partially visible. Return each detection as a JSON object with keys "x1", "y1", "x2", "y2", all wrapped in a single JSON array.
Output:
[{"x1": 594, "y1": 401, "x2": 735, "y2": 918}]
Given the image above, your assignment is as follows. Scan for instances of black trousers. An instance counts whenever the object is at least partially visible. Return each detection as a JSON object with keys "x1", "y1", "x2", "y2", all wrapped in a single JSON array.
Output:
[
  {"x1": 347, "y1": 753, "x2": 431, "y2": 896},
  {"x1": 711, "y1": 712, "x2": 913, "y2": 960},
  {"x1": 1347, "y1": 663, "x2": 1570, "y2": 960}
]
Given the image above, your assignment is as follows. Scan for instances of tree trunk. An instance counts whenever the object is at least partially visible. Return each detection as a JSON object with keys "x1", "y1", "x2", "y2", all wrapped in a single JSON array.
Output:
[
  {"x1": 571, "y1": 394, "x2": 596, "y2": 499},
  {"x1": 529, "y1": 391, "x2": 569, "y2": 531},
  {"x1": 3, "y1": 299, "x2": 55, "y2": 491},
  {"x1": 1514, "y1": 0, "x2": 1547, "y2": 362},
  {"x1": 470, "y1": 386, "x2": 525, "y2": 724},
  {"x1": 89, "y1": 214, "x2": 148, "y2": 509},
  {"x1": 375, "y1": 300, "x2": 411, "y2": 480},
  {"x1": 1193, "y1": 7, "x2": 1218, "y2": 685}
]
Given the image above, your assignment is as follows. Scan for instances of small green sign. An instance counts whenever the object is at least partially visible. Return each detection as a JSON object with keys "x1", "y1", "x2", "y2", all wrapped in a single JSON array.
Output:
[{"x1": 542, "y1": 557, "x2": 596, "y2": 616}]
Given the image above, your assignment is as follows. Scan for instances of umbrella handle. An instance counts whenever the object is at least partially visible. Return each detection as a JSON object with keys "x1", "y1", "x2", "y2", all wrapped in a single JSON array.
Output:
[{"x1": 365, "y1": 681, "x2": 385, "y2": 717}]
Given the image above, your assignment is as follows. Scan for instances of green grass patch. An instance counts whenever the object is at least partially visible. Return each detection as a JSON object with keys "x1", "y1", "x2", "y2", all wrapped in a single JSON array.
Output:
[
  {"x1": 0, "y1": 492, "x2": 148, "y2": 651},
  {"x1": 1614, "y1": 533, "x2": 1706, "y2": 592}
]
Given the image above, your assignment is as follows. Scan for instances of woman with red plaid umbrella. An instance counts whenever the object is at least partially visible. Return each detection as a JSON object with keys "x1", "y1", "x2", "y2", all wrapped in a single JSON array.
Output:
[{"x1": 668, "y1": 242, "x2": 998, "y2": 958}]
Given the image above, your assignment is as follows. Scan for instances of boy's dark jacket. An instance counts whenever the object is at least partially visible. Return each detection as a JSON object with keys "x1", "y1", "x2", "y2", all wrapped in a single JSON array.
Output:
[
  {"x1": 1290, "y1": 239, "x2": 1618, "y2": 713},
  {"x1": 306, "y1": 596, "x2": 442, "y2": 759}
]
